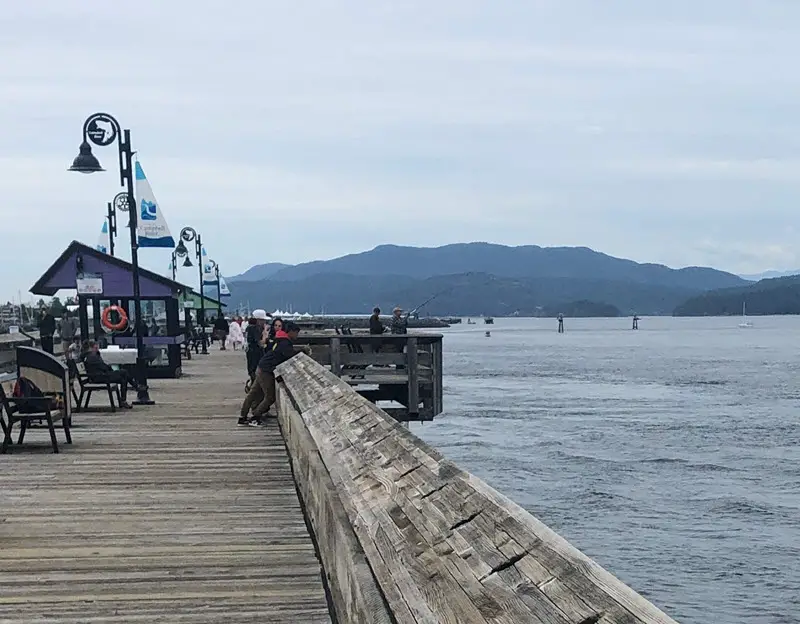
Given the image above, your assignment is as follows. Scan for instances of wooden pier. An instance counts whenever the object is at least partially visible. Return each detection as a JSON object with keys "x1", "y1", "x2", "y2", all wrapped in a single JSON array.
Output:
[
  {"x1": 0, "y1": 351, "x2": 331, "y2": 623},
  {"x1": 1, "y1": 347, "x2": 679, "y2": 623}
]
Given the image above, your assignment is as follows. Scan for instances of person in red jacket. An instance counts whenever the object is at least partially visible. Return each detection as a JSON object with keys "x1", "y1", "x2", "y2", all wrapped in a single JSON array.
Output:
[{"x1": 239, "y1": 321, "x2": 307, "y2": 426}]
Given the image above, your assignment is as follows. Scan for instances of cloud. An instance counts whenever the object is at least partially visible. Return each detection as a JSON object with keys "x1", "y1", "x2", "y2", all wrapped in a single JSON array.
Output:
[{"x1": 2, "y1": 0, "x2": 800, "y2": 301}]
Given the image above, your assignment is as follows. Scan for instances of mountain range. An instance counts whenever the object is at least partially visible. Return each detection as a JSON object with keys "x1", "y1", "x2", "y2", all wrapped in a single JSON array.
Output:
[
  {"x1": 674, "y1": 275, "x2": 800, "y2": 316},
  {"x1": 738, "y1": 269, "x2": 800, "y2": 281},
  {"x1": 226, "y1": 243, "x2": 748, "y2": 316}
]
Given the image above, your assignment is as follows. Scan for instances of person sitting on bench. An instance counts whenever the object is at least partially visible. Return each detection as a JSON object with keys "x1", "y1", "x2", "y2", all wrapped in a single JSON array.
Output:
[{"x1": 82, "y1": 340, "x2": 132, "y2": 408}]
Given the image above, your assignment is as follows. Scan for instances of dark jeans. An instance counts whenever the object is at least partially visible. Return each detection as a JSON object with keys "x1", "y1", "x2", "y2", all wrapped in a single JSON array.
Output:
[
  {"x1": 40, "y1": 335, "x2": 54, "y2": 354},
  {"x1": 246, "y1": 348, "x2": 261, "y2": 379},
  {"x1": 92, "y1": 371, "x2": 129, "y2": 402}
]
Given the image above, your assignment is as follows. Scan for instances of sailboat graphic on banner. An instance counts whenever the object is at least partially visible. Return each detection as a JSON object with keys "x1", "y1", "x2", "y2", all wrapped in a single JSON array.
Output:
[
  {"x1": 96, "y1": 220, "x2": 109, "y2": 254},
  {"x1": 219, "y1": 276, "x2": 231, "y2": 297},
  {"x1": 135, "y1": 160, "x2": 176, "y2": 248},
  {"x1": 202, "y1": 247, "x2": 214, "y2": 286}
]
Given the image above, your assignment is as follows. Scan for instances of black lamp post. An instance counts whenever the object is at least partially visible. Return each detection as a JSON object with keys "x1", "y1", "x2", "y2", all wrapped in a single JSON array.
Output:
[
  {"x1": 104, "y1": 192, "x2": 128, "y2": 258},
  {"x1": 175, "y1": 227, "x2": 207, "y2": 354},
  {"x1": 208, "y1": 260, "x2": 223, "y2": 316},
  {"x1": 170, "y1": 249, "x2": 177, "y2": 281},
  {"x1": 69, "y1": 112, "x2": 154, "y2": 405}
]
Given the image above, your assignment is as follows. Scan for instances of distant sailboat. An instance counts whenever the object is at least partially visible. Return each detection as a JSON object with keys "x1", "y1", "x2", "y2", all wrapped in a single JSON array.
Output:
[{"x1": 738, "y1": 302, "x2": 753, "y2": 328}]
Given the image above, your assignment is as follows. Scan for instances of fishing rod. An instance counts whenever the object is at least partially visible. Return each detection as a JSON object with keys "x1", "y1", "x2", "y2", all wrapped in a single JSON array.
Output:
[{"x1": 405, "y1": 272, "x2": 480, "y2": 316}]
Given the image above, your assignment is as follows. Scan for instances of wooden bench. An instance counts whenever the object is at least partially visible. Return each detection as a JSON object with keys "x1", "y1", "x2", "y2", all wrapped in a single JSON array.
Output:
[
  {"x1": 0, "y1": 384, "x2": 72, "y2": 454},
  {"x1": 275, "y1": 354, "x2": 678, "y2": 624},
  {"x1": 67, "y1": 359, "x2": 123, "y2": 412},
  {"x1": 2, "y1": 348, "x2": 74, "y2": 454}
]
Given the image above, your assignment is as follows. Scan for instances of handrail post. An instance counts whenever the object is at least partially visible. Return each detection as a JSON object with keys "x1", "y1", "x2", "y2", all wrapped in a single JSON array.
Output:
[
  {"x1": 330, "y1": 336, "x2": 342, "y2": 377},
  {"x1": 432, "y1": 339, "x2": 443, "y2": 415},
  {"x1": 406, "y1": 337, "x2": 419, "y2": 418}
]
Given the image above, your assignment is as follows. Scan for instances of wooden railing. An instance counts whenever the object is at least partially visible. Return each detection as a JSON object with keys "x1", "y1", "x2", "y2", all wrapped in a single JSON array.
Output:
[
  {"x1": 294, "y1": 332, "x2": 443, "y2": 422},
  {"x1": 275, "y1": 354, "x2": 678, "y2": 624}
]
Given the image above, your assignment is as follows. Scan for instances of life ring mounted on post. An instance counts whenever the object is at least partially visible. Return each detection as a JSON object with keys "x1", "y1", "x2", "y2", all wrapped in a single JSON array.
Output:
[{"x1": 101, "y1": 305, "x2": 129, "y2": 332}]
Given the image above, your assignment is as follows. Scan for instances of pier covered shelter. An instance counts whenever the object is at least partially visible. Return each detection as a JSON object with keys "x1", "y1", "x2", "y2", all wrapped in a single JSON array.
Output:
[{"x1": 29, "y1": 241, "x2": 222, "y2": 377}]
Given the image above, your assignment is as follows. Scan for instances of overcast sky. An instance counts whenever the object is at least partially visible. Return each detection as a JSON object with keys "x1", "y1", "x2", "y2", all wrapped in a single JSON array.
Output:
[{"x1": 2, "y1": 1, "x2": 799, "y2": 302}]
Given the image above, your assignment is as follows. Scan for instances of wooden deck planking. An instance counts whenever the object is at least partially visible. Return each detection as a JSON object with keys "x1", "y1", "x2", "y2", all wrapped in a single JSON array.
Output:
[{"x1": 0, "y1": 350, "x2": 331, "y2": 623}]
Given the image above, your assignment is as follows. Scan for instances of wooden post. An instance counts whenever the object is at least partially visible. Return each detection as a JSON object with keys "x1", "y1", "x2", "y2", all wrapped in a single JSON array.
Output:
[
  {"x1": 406, "y1": 337, "x2": 418, "y2": 417},
  {"x1": 78, "y1": 296, "x2": 90, "y2": 341},
  {"x1": 432, "y1": 339, "x2": 443, "y2": 415},
  {"x1": 91, "y1": 297, "x2": 102, "y2": 342},
  {"x1": 330, "y1": 336, "x2": 342, "y2": 377}
]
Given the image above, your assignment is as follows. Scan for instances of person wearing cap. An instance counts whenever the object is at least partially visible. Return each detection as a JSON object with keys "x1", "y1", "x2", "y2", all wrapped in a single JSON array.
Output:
[{"x1": 390, "y1": 306, "x2": 408, "y2": 334}]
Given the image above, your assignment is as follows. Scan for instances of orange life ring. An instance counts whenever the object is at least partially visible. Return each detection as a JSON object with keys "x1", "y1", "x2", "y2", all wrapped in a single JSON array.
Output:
[{"x1": 101, "y1": 305, "x2": 128, "y2": 332}]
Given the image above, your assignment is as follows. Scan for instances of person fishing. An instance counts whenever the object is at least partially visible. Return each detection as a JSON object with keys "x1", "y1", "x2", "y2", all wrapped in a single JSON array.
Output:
[{"x1": 390, "y1": 306, "x2": 408, "y2": 334}]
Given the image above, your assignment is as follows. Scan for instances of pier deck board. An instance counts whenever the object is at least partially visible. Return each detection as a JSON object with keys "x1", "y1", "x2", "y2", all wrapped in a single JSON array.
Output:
[{"x1": 0, "y1": 350, "x2": 331, "y2": 623}]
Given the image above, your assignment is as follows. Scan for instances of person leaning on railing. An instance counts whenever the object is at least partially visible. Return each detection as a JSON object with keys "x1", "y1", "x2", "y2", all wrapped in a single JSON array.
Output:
[{"x1": 238, "y1": 321, "x2": 309, "y2": 427}]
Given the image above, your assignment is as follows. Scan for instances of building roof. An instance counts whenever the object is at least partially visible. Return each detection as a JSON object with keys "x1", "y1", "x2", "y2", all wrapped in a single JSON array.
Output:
[{"x1": 30, "y1": 240, "x2": 192, "y2": 298}]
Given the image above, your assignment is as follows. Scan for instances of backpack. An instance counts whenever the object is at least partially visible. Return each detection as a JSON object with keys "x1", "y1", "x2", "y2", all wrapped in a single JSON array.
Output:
[{"x1": 12, "y1": 376, "x2": 53, "y2": 414}]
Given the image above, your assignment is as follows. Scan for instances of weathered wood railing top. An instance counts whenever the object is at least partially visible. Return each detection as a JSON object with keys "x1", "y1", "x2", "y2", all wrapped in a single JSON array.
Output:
[{"x1": 275, "y1": 354, "x2": 678, "y2": 624}]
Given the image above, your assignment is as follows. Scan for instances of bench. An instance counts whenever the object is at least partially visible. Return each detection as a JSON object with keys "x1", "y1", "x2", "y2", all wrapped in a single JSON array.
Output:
[
  {"x1": 1, "y1": 347, "x2": 73, "y2": 454},
  {"x1": 67, "y1": 359, "x2": 123, "y2": 412}
]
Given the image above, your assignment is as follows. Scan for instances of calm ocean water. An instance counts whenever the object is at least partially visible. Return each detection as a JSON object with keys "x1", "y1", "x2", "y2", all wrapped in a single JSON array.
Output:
[{"x1": 415, "y1": 316, "x2": 800, "y2": 624}]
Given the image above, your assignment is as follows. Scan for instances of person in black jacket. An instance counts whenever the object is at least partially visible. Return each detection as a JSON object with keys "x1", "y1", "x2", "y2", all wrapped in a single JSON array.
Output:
[
  {"x1": 82, "y1": 341, "x2": 132, "y2": 408},
  {"x1": 369, "y1": 307, "x2": 384, "y2": 334},
  {"x1": 239, "y1": 321, "x2": 305, "y2": 426},
  {"x1": 38, "y1": 308, "x2": 56, "y2": 354},
  {"x1": 244, "y1": 310, "x2": 270, "y2": 381},
  {"x1": 369, "y1": 307, "x2": 384, "y2": 353},
  {"x1": 213, "y1": 315, "x2": 230, "y2": 350}
]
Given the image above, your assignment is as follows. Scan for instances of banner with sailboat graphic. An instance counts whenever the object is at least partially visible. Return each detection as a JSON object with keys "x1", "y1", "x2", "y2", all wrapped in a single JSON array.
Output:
[
  {"x1": 135, "y1": 160, "x2": 175, "y2": 248},
  {"x1": 202, "y1": 247, "x2": 213, "y2": 285},
  {"x1": 96, "y1": 220, "x2": 110, "y2": 254},
  {"x1": 219, "y1": 276, "x2": 231, "y2": 297},
  {"x1": 201, "y1": 247, "x2": 232, "y2": 299}
]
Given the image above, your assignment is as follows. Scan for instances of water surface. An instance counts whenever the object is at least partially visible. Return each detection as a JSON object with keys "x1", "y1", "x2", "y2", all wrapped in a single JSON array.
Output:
[{"x1": 416, "y1": 316, "x2": 800, "y2": 624}]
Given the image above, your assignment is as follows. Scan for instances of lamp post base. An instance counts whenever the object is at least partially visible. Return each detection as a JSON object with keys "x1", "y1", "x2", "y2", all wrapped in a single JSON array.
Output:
[
  {"x1": 132, "y1": 357, "x2": 155, "y2": 405},
  {"x1": 133, "y1": 387, "x2": 155, "y2": 406}
]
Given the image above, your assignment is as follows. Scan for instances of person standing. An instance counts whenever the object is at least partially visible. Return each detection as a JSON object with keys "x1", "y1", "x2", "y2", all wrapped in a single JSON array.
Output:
[
  {"x1": 239, "y1": 321, "x2": 306, "y2": 426},
  {"x1": 227, "y1": 316, "x2": 244, "y2": 350},
  {"x1": 214, "y1": 315, "x2": 230, "y2": 350},
  {"x1": 58, "y1": 311, "x2": 77, "y2": 354},
  {"x1": 245, "y1": 310, "x2": 269, "y2": 382},
  {"x1": 38, "y1": 307, "x2": 56, "y2": 354},
  {"x1": 369, "y1": 307, "x2": 384, "y2": 334},
  {"x1": 369, "y1": 307, "x2": 384, "y2": 353},
  {"x1": 390, "y1": 306, "x2": 408, "y2": 334}
]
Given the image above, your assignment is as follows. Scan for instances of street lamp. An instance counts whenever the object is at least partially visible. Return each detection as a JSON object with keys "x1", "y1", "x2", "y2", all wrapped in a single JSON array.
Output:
[
  {"x1": 175, "y1": 226, "x2": 207, "y2": 354},
  {"x1": 69, "y1": 112, "x2": 154, "y2": 405},
  {"x1": 208, "y1": 259, "x2": 223, "y2": 316},
  {"x1": 104, "y1": 192, "x2": 128, "y2": 257}
]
